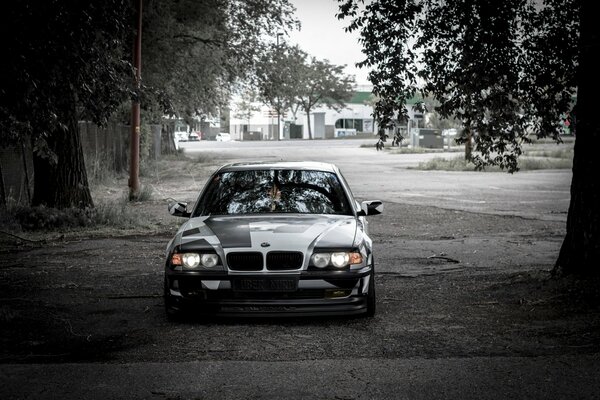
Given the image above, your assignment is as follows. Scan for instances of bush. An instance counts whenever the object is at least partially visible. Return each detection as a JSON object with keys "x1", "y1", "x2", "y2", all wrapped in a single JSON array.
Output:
[
  {"x1": 13, "y1": 205, "x2": 94, "y2": 230},
  {"x1": 2, "y1": 198, "x2": 148, "y2": 232},
  {"x1": 412, "y1": 156, "x2": 476, "y2": 171},
  {"x1": 129, "y1": 184, "x2": 153, "y2": 202}
]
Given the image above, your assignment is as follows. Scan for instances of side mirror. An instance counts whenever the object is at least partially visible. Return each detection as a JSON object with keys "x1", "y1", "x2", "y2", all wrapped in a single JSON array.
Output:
[
  {"x1": 359, "y1": 200, "x2": 383, "y2": 216},
  {"x1": 168, "y1": 201, "x2": 191, "y2": 218}
]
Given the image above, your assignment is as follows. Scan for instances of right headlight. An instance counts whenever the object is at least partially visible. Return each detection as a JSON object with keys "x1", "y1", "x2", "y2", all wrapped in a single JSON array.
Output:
[{"x1": 310, "y1": 251, "x2": 363, "y2": 269}]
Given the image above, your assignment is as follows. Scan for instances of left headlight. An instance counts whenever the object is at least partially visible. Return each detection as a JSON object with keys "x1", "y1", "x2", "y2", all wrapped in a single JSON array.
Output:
[
  {"x1": 171, "y1": 252, "x2": 220, "y2": 269},
  {"x1": 310, "y1": 251, "x2": 363, "y2": 269}
]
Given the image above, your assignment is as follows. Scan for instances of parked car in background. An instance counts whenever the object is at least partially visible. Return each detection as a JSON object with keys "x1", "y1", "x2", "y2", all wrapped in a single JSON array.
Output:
[
  {"x1": 188, "y1": 131, "x2": 200, "y2": 141},
  {"x1": 164, "y1": 161, "x2": 383, "y2": 319},
  {"x1": 215, "y1": 133, "x2": 231, "y2": 142},
  {"x1": 174, "y1": 127, "x2": 188, "y2": 142}
]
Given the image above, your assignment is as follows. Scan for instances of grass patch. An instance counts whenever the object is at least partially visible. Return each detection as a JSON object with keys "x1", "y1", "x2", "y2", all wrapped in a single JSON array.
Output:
[
  {"x1": 360, "y1": 143, "x2": 463, "y2": 153},
  {"x1": 518, "y1": 157, "x2": 572, "y2": 170},
  {"x1": 410, "y1": 155, "x2": 572, "y2": 172},
  {"x1": 522, "y1": 148, "x2": 573, "y2": 159},
  {"x1": 387, "y1": 147, "x2": 463, "y2": 154},
  {"x1": 193, "y1": 153, "x2": 216, "y2": 165},
  {"x1": 129, "y1": 184, "x2": 153, "y2": 202},
  {"x1": 410, "y1": 156, "x2": 478, "y2": 171},
  {"x1": 0, "y1": 197, "x2": 152, "y2": 234},
  {"x1": 139, "y1": 153, "x2": 216, "y2": 183}
]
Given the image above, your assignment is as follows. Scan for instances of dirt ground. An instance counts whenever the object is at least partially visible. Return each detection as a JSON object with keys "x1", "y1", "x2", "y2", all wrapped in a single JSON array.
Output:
[{"x1": 1, "y1": 157, "x2": 599, "y2": 369}]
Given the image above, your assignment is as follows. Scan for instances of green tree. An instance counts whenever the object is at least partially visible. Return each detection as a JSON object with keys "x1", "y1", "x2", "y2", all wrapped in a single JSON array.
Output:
[
  {"x1": 141, "y1": 0, "x2": 297, "y2": 122},
  {"x1": 296, "y1": 58, "x2": 355, "y2": 139},
  {"x1": 233, "y1": 86, "x2": 262, "y2": 134},
  {"x1": 338, "y1": 0, "x2": 599, "y2": 276},
  {"x1": 1, "y1": 0, "x2": 297, "y2": 209},
  {"x1": 255, "y1": 45, "x2": 354, "y2": 139},
  {"x1": 255, "y1": 44, "x2": 309, "y2": 126}
]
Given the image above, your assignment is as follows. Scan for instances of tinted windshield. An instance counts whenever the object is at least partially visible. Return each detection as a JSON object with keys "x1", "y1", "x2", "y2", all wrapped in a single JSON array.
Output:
[{"x1": 194, "y1": 169, "x2": 352, "y2": 216}]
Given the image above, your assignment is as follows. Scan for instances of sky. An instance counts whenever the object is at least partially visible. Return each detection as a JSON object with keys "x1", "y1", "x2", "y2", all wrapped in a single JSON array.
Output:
[{"x1": 287, "y1": 0, "x2": 370, "y2": 86}]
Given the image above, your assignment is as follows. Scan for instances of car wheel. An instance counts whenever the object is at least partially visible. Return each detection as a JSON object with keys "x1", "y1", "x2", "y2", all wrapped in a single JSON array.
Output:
[
  {"x1": 365, "y1": 270, "x2": 376, "y2": 317},
  {"x1": 164, "y1": 277, "x2": 182, "y2": 321}
]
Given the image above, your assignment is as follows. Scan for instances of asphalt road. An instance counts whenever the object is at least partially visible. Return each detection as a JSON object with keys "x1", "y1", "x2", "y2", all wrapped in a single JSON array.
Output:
[
  {"x1": 3, "y1": 356, "x2": 599, "y2": 399},
  {"x1": 3, "y1": 139, "x2": 595, "y2": 400}
]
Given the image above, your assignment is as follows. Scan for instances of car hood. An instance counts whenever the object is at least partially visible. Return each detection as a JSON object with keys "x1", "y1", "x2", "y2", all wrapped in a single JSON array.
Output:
[{"x1": 174, "y1": 214, "x2": 358, "y2": 253}]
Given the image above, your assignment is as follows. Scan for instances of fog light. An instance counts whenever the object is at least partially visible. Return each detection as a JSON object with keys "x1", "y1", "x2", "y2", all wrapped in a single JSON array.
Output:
[{"x1": 325, "y1": 289, "x2": 351, "y2": 298}]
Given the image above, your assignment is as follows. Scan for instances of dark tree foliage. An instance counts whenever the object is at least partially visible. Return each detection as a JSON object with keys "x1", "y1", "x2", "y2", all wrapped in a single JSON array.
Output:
[
  {"x1": 141, "y1": 0, "x2": 297, "y2": 122},
  {"x1": 296, "y1": 58, "x2": 355, "y2": 140},
  {"x1": 554, "y1": 0, "x2": 600, "y2": 276},
  {"x1": 255, "y1": 44, "x2": 354, "y2": 139},
  {"x1": 1, "y1": 0, "x2": 296, "y2": 209},
  {"x1": 339, "y1": 0, "x2": 600, "y2": 276},
  {"x1": 1, "y1": 0, "x2": 134, "y2": 208},
  {"x1": 255, "y1": 44, "x2": 309, "y2": 120},
  {"x1": 339, "y1": 0, "x2": 578, "y2": 171}
]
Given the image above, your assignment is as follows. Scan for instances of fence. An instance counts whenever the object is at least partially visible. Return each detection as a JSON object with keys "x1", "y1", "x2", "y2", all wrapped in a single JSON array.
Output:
[
  {"x1": 0, "y1": 122, "x2": 163, "y2": 206},
  {"x1": 0, "y1": 142, "x2": 34, "y2": 206}
]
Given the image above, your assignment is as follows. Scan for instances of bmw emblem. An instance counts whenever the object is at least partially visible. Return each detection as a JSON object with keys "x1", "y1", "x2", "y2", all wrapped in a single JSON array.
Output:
[{"x1": 261, "y1": 242, "x2": 271, "y2": 248}]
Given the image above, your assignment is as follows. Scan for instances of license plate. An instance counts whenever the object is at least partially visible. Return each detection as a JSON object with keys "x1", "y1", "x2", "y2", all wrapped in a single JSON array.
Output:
[{"x1": 234, "y1": 278, "x2": 297, "y2": 292}]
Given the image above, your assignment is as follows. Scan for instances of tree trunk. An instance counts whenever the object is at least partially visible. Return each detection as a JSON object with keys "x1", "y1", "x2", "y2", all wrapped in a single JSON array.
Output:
[
  {"x1": 553, "y1": 0, "x2": 600, "y2": 276},
  {"x1": 464, "y1": 125, "x2": 473, "y2": 161},
  {"x1": 0, "y1": 159, "x2": 6, "y2": 209},
  {"x1": 306, "y1": 111, "x2": 313, "y2": 140},
  {"x1": 31, "y1": 92, "x2": 94, "y2": 209}
]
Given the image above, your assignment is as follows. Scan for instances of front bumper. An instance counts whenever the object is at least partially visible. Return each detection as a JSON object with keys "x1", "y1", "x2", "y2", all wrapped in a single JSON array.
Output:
[{"x1": 165, "y1": 268, "x2": 372, "y2": 317}]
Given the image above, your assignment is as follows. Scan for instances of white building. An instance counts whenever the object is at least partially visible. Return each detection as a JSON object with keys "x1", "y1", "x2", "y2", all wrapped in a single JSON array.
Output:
[
  {"x1": 228, "y1": 85, "x2": 374, "y2": 140},
  {"x1": 228, "y1": 85, "x2": 425, "y2": 141}
]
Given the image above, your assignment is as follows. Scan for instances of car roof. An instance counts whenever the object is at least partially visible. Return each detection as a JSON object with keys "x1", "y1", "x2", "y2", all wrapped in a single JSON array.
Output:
[{"x1": 216, "y1": 161, "x2": 339, "y2": 173}]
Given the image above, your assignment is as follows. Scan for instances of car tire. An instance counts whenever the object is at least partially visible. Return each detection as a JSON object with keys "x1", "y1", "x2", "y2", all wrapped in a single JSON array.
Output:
[{"x1": 365, "y1": 269, "x2": 376, "y2": 317}]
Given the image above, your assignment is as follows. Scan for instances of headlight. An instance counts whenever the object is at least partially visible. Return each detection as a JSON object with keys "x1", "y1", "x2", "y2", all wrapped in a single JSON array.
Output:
[
  {"x1": 182, "y1": 253, "x2": 200, "y2": 269},
  {"x1": 201, "y1": 254, "x2": 219, "y2": 268},
  {"x1": 311, "y1": 253, "x2": 331, "y2": 269},
  {"x1": 310, "y1": 251, "x2": 363, "y2": 268},
  {"x1": 173, "y1": 252, "x2": 220, "y2": 269},
  {"x1": 331, "y1": 252, "x2": 350, "y2": 268}
]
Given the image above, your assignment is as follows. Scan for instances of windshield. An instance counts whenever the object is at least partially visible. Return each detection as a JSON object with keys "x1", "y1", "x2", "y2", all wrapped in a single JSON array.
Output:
[{"x1": 194, "y1": 169, "x2": 353, "y2": 216}]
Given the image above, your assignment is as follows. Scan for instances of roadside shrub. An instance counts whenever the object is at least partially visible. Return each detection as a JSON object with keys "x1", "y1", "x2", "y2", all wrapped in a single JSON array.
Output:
[
  {"x1": 87, "y1": 150, "x2": 121, "y2": 185},
  {"x1": 92, "y1": 199, "x2": 146, "y2": 227},
  {"x1": 4, "y1": 199, "x2": 148, "y2": 232},
  {"x1": 413, "y1": 156, "x2": 476, "y2": 171},
  {"x1": 129, "y1": 184, "x2": 153, "y2": 202},
  {"x1": 12, "y1": 205, "x2": 94, "y2": 230}
]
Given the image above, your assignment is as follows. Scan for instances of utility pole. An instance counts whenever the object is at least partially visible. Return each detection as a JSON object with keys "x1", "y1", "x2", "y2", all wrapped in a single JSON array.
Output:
[
  {"x1": 276, "y1": 32, "x2": 283, "y2": 141},
  {"x1": 129, "y1": 0, "x2": 142, "y2": 198}
]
